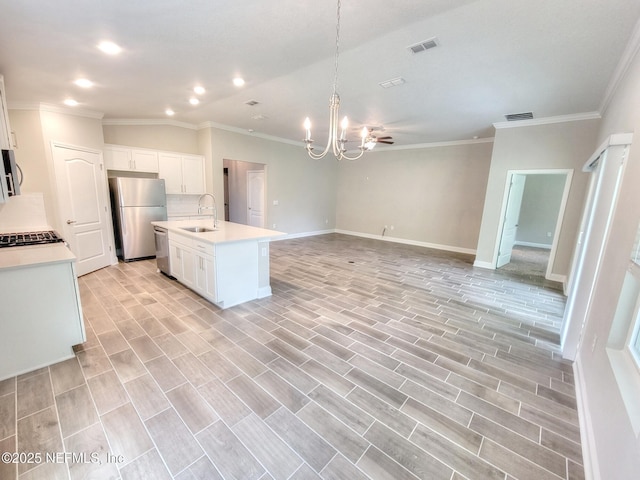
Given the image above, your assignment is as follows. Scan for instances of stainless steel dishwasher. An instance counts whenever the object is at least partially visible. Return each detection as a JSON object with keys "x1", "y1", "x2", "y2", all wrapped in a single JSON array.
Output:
[{"x1": 153, "y1": 226, "x2": 171, "y2": 276}]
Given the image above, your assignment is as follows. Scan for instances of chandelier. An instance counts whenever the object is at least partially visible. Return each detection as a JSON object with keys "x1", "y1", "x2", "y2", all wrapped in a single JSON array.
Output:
[{"x1": 303, "y1": 0, "x2": 370, "y2": 161}]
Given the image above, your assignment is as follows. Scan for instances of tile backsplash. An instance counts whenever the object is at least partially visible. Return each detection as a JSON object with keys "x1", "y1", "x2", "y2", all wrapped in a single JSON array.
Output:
[{"x1": 0, "y1": 193, "x2": 50, "y2": 232}]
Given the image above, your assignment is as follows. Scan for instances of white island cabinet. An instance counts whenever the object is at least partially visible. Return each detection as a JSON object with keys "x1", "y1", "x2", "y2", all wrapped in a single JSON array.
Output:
[
  {"x1": 154, "y1": 220, "x2": 284, "y2": 309},
  {"x1": 0, "y1": 243, "x2": 85, "y2": 380}
]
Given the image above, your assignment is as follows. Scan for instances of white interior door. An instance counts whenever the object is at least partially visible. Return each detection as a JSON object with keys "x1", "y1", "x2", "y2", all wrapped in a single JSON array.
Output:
[
  {"x1": 247, "y1": 170, "x2": 265, "y2": 228},
  {"x1": 497, "y1": 173, "x2": 526, "y2": 268},
  {"x1": 53, "y1": 143, "x2": 112, "y2": 276}
]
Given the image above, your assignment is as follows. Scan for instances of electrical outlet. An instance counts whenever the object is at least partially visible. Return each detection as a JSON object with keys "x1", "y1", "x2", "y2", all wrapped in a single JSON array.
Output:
[
  {"x1": 547, "y1": 231, "x2": 552, "y2": 237},
  {"x1": 272, "y1": 223, "x2": 277, "y2": 229},
  {"x1": 390, "y1": 225, "x2": 395, "y2": 231}
]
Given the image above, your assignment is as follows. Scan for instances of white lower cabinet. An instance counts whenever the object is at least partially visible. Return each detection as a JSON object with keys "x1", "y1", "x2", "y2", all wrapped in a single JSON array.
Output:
[
  {"x1": 195, "y1": 249, "x2": 216, "y2": 301},
  {"x1": 169, "y1": 232, "x2": 216, "y2": 302},
  {"x1": 0, "y1": 256, "x2": 85, "y2": 380}
]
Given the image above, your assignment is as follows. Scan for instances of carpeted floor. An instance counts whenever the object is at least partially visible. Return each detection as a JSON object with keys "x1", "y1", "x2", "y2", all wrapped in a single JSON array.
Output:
[{"x1": 497, "y1": 245, "x2": 559, "y2": 289}]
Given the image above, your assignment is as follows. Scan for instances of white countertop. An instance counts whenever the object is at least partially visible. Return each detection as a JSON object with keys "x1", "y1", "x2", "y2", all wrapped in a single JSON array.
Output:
[
  {"x1": 151, "y1": 219, "x2": 285, "y2": 244},
  {"x1": 0, "y1": 243, "x2": 76, "y2": 271}
]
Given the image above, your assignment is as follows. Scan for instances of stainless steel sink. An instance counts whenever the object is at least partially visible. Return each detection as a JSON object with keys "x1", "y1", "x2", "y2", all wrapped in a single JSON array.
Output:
[{"x1": 180, "y1": 226, "x2": 217, "y2": 233}]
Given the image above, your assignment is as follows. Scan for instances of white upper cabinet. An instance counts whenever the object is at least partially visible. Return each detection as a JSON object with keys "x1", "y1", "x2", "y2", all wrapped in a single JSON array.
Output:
[
  {"x1": 104, "y1": 145, "x2": 159, "y2": 173},
  {"x1": 0, "y1": 76, "x2": 12, "y2": 150},
  {"x1": 158, "y1": 152, "x2": 205, "y2": 195}
]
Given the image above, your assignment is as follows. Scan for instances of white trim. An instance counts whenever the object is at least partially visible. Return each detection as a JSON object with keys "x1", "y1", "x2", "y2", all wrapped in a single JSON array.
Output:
[
  {"x1": 547, "y1": 273, "x2": 566, "y2": 284},
  {"x1": 98, "y1": 118, "x2": 496, "y2": 151},
  {"x1": 257, "y1": 286, "x2": 272, "y2": 298},
  {"x1": 372, "y1": 137, "x2": 495, "y2": 152},
  {"x1": 102, "y1": 117, "x2": 198, "y2": 130},
  {"x1": 272, "y1": 229, "x2": 335, "y2": 241},
  {"x1": 197, "y1": 121, "x2": 303, "y2": 147},
  {"x1": 473, "y1": 260, "x2": 495, "y2": 269},
  {"x1": 574, "y1": 356, "x2": 600, "y2": 480},
  {"x1": 276, "y1": 228, "x2": 478, "y2": 255},
  {"x1": 335, "y1": 229, "x2": 477, "y2": 255},
  {"x1": 489, "y1": 168, "x2": 574, "y2": 284},
  {"x1": 599, "y1": 17, "x2": 640, "y2": 116},
  {"x1": 583, "y1": 133, "x2": 634, "y2": 172},
  {"x1": 514, "y1": 241, "x2": 552, "y2": 249},
  {"x1": 8, "y1": 101, "x2": 104, "y2": 119},
  {"x1": 493, "y1": 112, "x2": 600, "y2": 130}
]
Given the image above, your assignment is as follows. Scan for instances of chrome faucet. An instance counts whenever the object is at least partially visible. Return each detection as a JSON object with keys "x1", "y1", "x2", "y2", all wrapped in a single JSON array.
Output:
[{"x1": 197, "y1": 193, "x2": 218, "y2": 228}]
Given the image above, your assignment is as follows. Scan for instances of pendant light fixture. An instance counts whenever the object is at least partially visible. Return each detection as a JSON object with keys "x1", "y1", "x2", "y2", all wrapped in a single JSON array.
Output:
[{"x1": 303, "y1": 0, "x2": 369, "y2": 161}]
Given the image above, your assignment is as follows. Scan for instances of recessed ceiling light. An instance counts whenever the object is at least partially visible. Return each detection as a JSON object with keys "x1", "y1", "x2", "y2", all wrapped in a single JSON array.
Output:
[
  {"x1": 233, "y1": 77, "x2": 245, "y2": 87},
  {"x1": 189, "y1": 98, "x2": 200, "y2": 105},
  {"x1": 64, "y1": 99, "x2": 79, "y2": 107},
  {"x1": 193, "y1": 86, "x2": 206, "y2": 95},
  {"x1": 97, "y1": 41, "x2": 122, "y2": 55},
  {"x1": 165, "y1": 108, "x2": 175, "y2": 116},
  {"x1": 74, "y1": 78, "x2": 93, "y2": 88}
]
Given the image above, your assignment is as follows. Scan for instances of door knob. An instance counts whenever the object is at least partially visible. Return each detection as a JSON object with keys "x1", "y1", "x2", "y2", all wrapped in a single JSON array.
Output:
[{"x1": 67, "y1": 220, "x2": 77, "y2": 224}]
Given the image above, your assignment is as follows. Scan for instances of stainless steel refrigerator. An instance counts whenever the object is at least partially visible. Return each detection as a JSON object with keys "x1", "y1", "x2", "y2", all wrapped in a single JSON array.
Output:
[{"x1": 109, "y1": 177, "x2": 167, "y2": 261}]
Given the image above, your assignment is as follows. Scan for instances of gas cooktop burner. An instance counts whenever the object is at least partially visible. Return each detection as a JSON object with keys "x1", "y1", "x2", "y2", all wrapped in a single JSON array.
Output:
[{"x1": 0, "y1": 230, "x2": 65, "y2": 248}]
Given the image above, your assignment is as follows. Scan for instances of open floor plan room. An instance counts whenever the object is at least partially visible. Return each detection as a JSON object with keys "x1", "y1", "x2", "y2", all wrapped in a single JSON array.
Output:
[{"x1": 0, "y1": 234, "x2": 582, "y2": 480}]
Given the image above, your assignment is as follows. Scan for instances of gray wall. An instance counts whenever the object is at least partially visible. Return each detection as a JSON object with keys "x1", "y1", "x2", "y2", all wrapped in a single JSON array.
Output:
[
  {"x1": 474, "y1": 119, "x2": 600, "y2": 277},
  {"x1": 571, "y1": 31, "x2": 640, "y2": 480},
  {"x1": 223, "y1": 159, "x2": 265, "y2": 225},
  {"x1": 516, "y1": 174, "x2": 566, "y2": 247},
  {"x1": 336, "y1": 141, "x2": 493, "y2": 252}
]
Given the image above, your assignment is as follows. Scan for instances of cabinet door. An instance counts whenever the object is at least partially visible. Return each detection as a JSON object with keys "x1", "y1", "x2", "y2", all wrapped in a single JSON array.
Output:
[
  {"x1": 195, "y1": 253, "x2": 216, "y2": 302},
  {"x1": 158, "y1": 153, "x2": 183, "y2": 194},
  {"x1": 0, "y1": 75, "x2": 12, "y2": 150},
  {"x1": 182, "y1": 155, "x2": 205, "y2": 194},
  {"x1": 181, "y1": 247, "x2": 196, "y2": 289},
  {"x1": 169, "y1": 244, "x2": 183, "y2": 280},
  {"x1": 104, "y1": 146, "x2": 132, "y2": 171},
  {"x1": 132, "y1": 150, "x2": 159, "y2": 173}
]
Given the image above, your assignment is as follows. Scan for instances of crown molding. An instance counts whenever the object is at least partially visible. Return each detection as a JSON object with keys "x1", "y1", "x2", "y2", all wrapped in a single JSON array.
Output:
[
  {"x1": 600, "y1": 16, "x2": 640, "y2": 116},
  {"x1": 493, "y1": 111, "x2": 600, "y2": 130},
  {"x1": 377, "y1": 137, "x2": 494, "y2": 152},
  {"x1": 197, "y1": 121, "x2": 303, "y2": 147},
  {"x1": 102, "y1": 118, "x2": 198, "y2": 130},
  {"x1": 8, "y1": 101, "x2": 104, "y2": 119}
]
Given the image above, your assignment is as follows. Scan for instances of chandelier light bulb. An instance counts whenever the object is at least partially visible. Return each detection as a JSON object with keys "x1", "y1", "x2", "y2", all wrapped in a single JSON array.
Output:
[{"x1": 301, "y1": 0, "x2": 368, "y2": 161}]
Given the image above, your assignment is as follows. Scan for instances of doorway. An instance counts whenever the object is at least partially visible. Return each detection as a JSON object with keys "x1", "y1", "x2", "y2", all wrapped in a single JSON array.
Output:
[
  {"x1": 223, "y1": 159, "x2": 266, "y2": 226},
  {"x1": 495, "y1": 169, "x2": 573, "y2": 281}
]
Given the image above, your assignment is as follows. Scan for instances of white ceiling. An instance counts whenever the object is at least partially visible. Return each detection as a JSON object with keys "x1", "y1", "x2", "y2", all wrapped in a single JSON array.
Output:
[{"x1": 1, "y1": 0, "x2": 639, "y2": 148}]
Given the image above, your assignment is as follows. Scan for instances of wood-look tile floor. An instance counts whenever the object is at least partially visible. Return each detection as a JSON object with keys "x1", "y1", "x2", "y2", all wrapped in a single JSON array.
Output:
[{"x1": 0, "y1": 233, "x2": 584, "y2": 480}]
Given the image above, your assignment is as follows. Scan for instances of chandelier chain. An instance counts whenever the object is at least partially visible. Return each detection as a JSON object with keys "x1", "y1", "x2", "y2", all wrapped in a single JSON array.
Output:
[{"x1": 333, "y1": 0, "x2": 341, "y2": 95}]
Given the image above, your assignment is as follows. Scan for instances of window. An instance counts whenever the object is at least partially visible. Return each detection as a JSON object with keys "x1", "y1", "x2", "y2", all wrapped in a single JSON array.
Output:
[
  {"x1": 606, "y1": 220, "x2": 640, "y2": 435},
  {"x1": 628, "y1": 224, "x2": 640, "y2": 367}
]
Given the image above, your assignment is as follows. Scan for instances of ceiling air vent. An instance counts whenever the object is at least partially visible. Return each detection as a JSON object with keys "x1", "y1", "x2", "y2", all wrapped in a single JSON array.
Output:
[
  {"x1": 244, "y1": 100, "x2": 260, "y2": 107},
  {"x1": 408, "y1": 37, "x2": 439, "y2": 54},
  {"x1": 505, "y1": 112, "x2": 534, "y2": 121}
]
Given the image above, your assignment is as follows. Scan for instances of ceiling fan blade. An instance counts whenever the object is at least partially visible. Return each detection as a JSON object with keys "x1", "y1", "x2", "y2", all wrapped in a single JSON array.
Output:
[
  {"x1": 376, "y1": 136, "x2": 393, "y2": 140},
  {"x1": 376, "y1": 140, "x2": 394, "y2": 144}
]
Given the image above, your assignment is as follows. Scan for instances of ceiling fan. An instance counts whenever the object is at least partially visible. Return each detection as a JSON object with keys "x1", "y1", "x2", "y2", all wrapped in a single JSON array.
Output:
[{"x1": 363, "y1": 127, "x2": 394, "y2": 150}]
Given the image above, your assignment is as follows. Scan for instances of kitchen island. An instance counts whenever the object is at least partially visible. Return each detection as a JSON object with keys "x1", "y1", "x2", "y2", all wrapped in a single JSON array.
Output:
[
  {"x1": 151, "y1": 219, "x2": 285, "y2": 309},
  {"x1": 0, "y1": 243, "x2": 85, "y2": 380}
]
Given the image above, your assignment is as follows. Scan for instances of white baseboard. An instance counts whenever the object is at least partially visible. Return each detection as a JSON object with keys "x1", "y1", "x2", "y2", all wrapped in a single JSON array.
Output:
[
  {"x1": 334, "y1": 229, "x2": 477, "y2": 255},
  {"x1": 473, "y1": 260, "x2": 495, "y2": 269},
  {"x1": 514, "y1": 241, "x2": 552, "y2": 249},
  {"x1": 272, "y1": 229, "x2": 334, "y2": 241},
  {"x1": 573, "y1": 356, "x2": 599, "y2": 480},
  {"x1": 257, "y1": 286, "x2": 272, "y2": 298}
]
